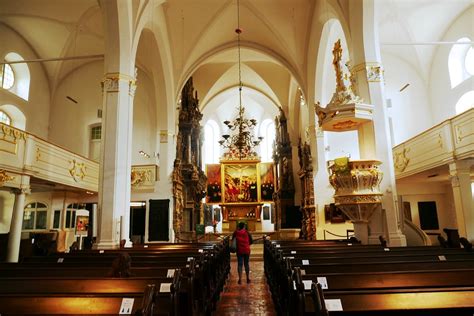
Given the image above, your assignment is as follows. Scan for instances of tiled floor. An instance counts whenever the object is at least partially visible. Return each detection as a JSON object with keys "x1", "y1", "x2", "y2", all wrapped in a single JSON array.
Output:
[{"x1": 213, "y1": 252, "x2": 277, "y2": 316}]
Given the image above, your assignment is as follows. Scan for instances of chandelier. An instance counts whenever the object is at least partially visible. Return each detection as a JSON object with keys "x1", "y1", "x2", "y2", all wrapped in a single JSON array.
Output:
[{"x1": 218, "y1": 0, "x2": 262, "y2": 160}]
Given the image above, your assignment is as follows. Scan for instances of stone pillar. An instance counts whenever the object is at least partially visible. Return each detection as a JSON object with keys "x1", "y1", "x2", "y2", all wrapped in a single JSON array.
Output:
[
  {"x1": 7, "y1": 180, "x2": 30, "y2": 262},
  {"x1": 349, "y1": 0, "x2": 406, "y2": 246},
  {"x1": 96, "y1": 72, "x2": 136, "y2": 249},
  {"x1": 449, "y1": 160, "x2": 474, "y2": 241}
]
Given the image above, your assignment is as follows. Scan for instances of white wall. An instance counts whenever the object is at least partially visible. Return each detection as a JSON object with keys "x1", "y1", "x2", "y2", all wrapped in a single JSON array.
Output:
[
  {"x1": 49, "y1": 61, "x2": 102, "y2": 156},
  {"x1": 0, "y1": 24, "x2": 51, "y2": 137},
  {"x1": 430, "y1": 6, "x2": 474, "y2": 123},
  {"x1": 382, "y1": 53, "x2": 432, "y2": 145},
  {"x1": 397, "y1": 182, "x2": 457, "y2": 236}
]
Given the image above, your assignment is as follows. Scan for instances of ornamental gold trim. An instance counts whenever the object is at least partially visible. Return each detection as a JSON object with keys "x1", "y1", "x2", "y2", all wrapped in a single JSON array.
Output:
[
  {"x1": 68, "y1": 159, "x2": 87, "y2": 182},
  {"x1": 0, "y1": 169, "x2": 15, "y2": 187},
  {"x1": 394, "y1": 148, "x2": 410, "y2": 173}
]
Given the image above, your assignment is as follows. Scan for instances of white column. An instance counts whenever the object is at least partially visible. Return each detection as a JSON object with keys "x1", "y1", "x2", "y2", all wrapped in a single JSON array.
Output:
[
  {"x1": 449, "y1": 160, "x2": 474, "y2": 241},
  {"x1": 349, "y1": 0, "x2": 406, "y2": 246},
  {"x1": 96, "y1": 72, "x2": 136, "y2": 249},
  {"x1": 7, "y1": 180, "x2": 30, "y2": 262}
]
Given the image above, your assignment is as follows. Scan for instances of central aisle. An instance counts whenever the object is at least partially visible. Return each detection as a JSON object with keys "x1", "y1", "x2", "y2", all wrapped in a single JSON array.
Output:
[{"x1": 213, "y1": 245, "x2": 277, "y2": 315}]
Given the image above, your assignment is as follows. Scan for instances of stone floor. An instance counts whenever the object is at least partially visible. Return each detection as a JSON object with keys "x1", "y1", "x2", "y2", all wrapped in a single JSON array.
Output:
[{"x1": 213, "y1": 245, "x2": 277, "y2": 316}]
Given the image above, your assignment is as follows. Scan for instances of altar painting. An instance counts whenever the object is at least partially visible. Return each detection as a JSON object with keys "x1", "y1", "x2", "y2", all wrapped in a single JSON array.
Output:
[
  {"x1": 224, "y1": 164, "x2": 258, "y2": 203},
  {"x1": 260, "y1": 162, "x2": 275, "y2": 201},
  {"x1": 206, "y1": 164, "x2": 222, "y2": 203}
]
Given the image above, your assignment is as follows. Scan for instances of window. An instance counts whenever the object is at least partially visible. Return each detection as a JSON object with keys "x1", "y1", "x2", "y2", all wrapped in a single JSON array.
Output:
[
  {"x1": 89, "y1": 124, "x2": 101, "y2": 161},
  {"x1": 448, "y1": 38, "x2": 473, "y2": 88},
  {"x1": 203, "y1": 120, "x2": 220, "y2": 166},
  {"x1": 0, "y1": 110, "x2": 11, "y2": 125},
  {"x1": 65, "y1": 203, "x2": 85, "y2": 229},
  {"x1": 259, "y1": 119, "x2": 276, "y2": 162},
  {"x1": 52, "y1": 210, "x2": 61, "y2": 229},
  {"x1": 0, "y1": 64, "x2": 15, "y2": 89},
  {"x1": 4, "y1": 53, "x2": 30, "y2": 100},
  {"x1": 455, "y1": 91, "x2": 474, "y2": 114},
  {"x1": 22, "y1": 202, "x2": 48, "y2": 230}
]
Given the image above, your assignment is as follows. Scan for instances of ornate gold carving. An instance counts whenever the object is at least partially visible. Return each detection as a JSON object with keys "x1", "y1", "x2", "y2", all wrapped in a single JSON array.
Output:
[
  {"x1": 351, "y1": 62, "x2": 385, "y2": 83},
  {"x1": 328, "y1": 40, "x2": 363, "y2": 106},
  {"x1": 332, "y1": 120, "x2": 359, "y2": 130},
  {"x1": 328, "y1": 159, "x2": 383, "y2": 222},
  {"x1": 0, "y1": 169, "x2": 15, "y2": 187},
  {"x1": 35, "y1": 147, "x2": 41, "y2": 161},
  {"x1": 394, "y1": 148, "x2": 410, "y2": 173},
  {"x1": 437, "y1": 133, "x2": 443, "y2": 148},
  {"x1": 131, "y1": 165, "x2": 157, "y2": 188},
  {"x1": 101, "y1": 72, "x2": 137, "y2": 96},
  {"x1": 68, "y1": 159, "x2": 87, "y2": 182},
  {"x1": 366, "y1": 65, "x2": 384, "y2": 82}
]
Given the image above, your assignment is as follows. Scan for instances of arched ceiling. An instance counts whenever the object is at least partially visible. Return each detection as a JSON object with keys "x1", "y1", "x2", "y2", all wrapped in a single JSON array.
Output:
[
  {"x1": 1, "y1": 0, "x2": 471, "y2": 119},
  {"x1": 377, "y1": 0, "x2": 473, "y2": 80}
]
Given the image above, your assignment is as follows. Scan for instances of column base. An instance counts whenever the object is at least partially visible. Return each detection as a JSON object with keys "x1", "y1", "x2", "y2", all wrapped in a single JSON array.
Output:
[
  {"x1": 387, "y1": 232, "x2": 407, "y2": 247},
  {"x1": 123, "y1": 239, "x2": 133, "y2": 248}
]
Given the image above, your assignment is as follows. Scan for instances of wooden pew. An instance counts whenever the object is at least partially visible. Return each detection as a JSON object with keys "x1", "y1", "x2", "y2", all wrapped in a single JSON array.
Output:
[{"x1": 0, "y1": 284, "x2": 155, "y2": 315}]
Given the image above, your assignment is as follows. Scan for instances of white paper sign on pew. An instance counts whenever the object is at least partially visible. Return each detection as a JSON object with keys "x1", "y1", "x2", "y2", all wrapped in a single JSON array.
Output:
[
  {"x1": 144, "y1": 245, "x2": 148, "y2": 248},
  {"x1": 302, "y1": 259, "x2": 309, "y2": 265},
  {"x1": 275, "y1": 244, "x2": 281, "y2": 248},
  {"x1": 57, "y1": 258, "x2": 64, "y2": 263},
  {"x1": 438, "y1": 255, "x2": 447, "y2": 261},
  {"x1": 300, "y1": 269, "x2": 306, "y2": 276},
  {"x1": 119, "y1": 298, "x2": 134, "y2": 314},
  {"x1": 302, "y1": 280, "x2": 312, "y2": 290},
  {"x1": 317, "y1": 277, "x2": 328, "y2": 289},
  {"x1": 291, "y1": 250, "x2": 296, "y2": 254},
  {"x1": 198, "y1": 249, "x2": 204, "y2": 253},
  {"x1": 325, "y1": 299, "x2": 343, "y2": 311},
  {"x1": 160, "y1": 283, "x2": 172, "y2": 293},
  {"x1": 167, "y1": 269, "x2": 176, "y2": 278},
  {"x1": 187, "y1": 257, "x2": 194, "y2": 262}
]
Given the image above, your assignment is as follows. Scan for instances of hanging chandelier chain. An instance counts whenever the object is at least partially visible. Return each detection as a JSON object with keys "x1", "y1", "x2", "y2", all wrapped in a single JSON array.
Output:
[{"x1": 218, "y1": 0, "x2": 263, "y2": 160}]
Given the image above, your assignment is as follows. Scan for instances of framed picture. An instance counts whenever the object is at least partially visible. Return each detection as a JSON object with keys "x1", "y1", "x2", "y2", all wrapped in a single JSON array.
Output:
[
  {"x1": 223, "y1": 163, "x2": 258, "y2": 203},
  {"x1": 260, "y1": 163, "x2": 275, "y2": 201},
  {"x1": 206, "y1": 164, "x2": 222, "y2": 203}
]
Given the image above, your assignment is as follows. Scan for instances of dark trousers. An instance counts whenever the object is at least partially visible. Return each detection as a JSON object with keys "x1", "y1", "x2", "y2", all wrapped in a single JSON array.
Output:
[{"x1": 237, "y1": 254, "x2": 250, "y2": 275}]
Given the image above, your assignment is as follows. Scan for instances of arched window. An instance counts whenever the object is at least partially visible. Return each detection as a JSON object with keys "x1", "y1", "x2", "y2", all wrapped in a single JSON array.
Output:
[
  {"x1": 455, "y1": 91, "x2": 474, "y2": 114},
  {"x1": 203, "y1": 120, "x2": 220, "y2": 165},
  {"x1": 0, "y1": 105, "x2": 26, "y2": 129},
  {"x1": 448, "y1": 38, "x2": 472, "y2": 88},
  {"x1": 0, "y1": 64, "x2": 15, "y2": 89},
  {"x1": 259, "y1": 119, "x2": 276, "y2": 162},
  {"x1": 4, "y1": 53, "x2": 30, "y2": 100},
  {"x1": 0, "y1": 110, "x2": 11, "y2": 125},
  {"x1": 22, "y1": 202, "x2": 48, "y2": 230}
]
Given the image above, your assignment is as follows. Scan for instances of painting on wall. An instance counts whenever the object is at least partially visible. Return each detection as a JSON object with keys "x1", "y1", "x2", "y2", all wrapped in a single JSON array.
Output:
[
  {"x1": 224, "y1": 163, "x2": 258, "y2": 203},
  {"x1": 206, "y1": 164, "x2": 222, "y2": 203},
  {"x1": 260, "y1": 163, "x2": 275, "y2": 201}
]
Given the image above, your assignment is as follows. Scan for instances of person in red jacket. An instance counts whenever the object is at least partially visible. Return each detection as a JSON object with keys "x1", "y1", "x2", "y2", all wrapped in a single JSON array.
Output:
[{"x1": 233, "y1": 221, "x2": 253, "y2": 284}]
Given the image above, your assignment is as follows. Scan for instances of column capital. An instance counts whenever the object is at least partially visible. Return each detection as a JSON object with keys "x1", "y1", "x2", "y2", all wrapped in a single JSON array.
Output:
[
  {"x1": 101, "y1": 72, "x2": 137, "y2": 96},
  {"x1": 351, "y1": 62, "x2": 385, "y2": 83},
  {"x1": 10, "y1": 186, "x2": 31, "y2": 195}
]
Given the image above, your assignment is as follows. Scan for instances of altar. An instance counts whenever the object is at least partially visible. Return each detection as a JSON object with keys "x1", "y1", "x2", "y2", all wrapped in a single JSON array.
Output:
[{"x1": 205, "y1": 158, "x2": 275, "y2": 233}]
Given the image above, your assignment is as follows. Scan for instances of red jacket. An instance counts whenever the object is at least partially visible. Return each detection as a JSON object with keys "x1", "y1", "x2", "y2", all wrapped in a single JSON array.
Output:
[{"x1": 233, "y1": 228, "x2": 251, "y2": 255}]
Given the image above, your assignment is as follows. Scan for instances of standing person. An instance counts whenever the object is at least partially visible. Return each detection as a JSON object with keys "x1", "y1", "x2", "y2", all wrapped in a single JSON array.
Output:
[{"x1": 233, "y1": 221, "x2": 253, "y2": 284}]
